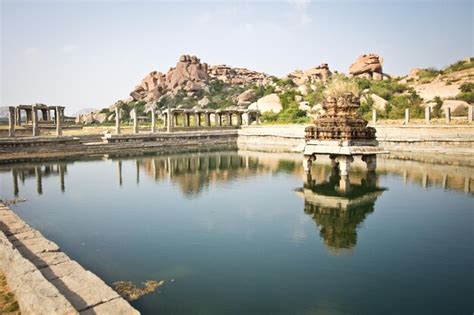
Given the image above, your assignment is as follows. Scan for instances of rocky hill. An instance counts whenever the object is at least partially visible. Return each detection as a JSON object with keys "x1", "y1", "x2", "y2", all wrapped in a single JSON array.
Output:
[
  {"x1": 75, "y1": 54, "x2": 473, "y2": 125},
  {"x1": 129, "y1": 55, "x2": 270, "y2": 103}
]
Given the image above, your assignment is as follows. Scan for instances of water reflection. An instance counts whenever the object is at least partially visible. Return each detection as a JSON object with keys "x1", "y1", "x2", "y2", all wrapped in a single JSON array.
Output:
[
  {"x1": 8, "y1": 163, "x2": 67, "y2": 196},
  {"x1": 1, "y1": 151, "x2": 472, "y2": 199},
  {"x1": 298, "y1": 168, "x2": 386, "y2": 252}
]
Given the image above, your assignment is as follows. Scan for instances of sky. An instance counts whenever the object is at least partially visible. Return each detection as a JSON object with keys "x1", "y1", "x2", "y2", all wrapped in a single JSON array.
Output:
[{"x1": 1, "y1": 0, "x2": 473, "y2": 115}]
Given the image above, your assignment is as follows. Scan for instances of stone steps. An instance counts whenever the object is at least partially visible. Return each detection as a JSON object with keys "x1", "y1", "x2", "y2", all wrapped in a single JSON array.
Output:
[{"x1": 0, "y1": 202, "x2": 139, "y2": 315}]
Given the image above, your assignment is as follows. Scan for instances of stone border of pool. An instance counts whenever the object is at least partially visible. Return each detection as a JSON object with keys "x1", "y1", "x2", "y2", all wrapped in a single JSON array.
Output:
[{"x1": 0, "y1": 202, "x2": 140, "y2": 315}]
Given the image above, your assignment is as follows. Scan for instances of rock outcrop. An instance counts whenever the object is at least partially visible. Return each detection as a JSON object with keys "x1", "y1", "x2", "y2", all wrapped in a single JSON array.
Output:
[
  {"x1": 288, "y1": 63, "x2": 332, "y2": 85},
  {"x1": 349, "y1": 54, "x2": 384, "y2": 80},
  {"x1": 208, "y1": 65, "x2": 268, "y2": 86},
  {"x1": 130, "y1": 55, "x2": 269, "y2": 103}
]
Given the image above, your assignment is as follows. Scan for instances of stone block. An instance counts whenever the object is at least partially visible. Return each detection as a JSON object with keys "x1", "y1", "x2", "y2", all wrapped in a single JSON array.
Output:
[
  {"x1": 41, "y1": 260, "x2": 84, "y2": 281},
  {"x1": 51, "y1": 269, "x2": 120, "y2": 311},
  {"x1": 80, "y1": 297, "x2": 140, "y2": 315},
  {"x1": 14, "y1": 236, "x2": 60, "y2": 254},
  {"x1": 28, "y1": 251, "x2": 71, "y2": 269}
]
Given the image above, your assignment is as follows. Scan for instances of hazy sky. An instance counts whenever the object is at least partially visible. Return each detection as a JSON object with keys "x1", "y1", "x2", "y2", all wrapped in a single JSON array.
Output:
[{"x1": 1, "y1": 0, "x2": 472, "y2": 114}]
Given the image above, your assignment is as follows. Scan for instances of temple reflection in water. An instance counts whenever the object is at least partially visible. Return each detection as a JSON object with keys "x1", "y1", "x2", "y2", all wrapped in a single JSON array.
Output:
[
  {"x1": 297, "y1": 168, "x2": 385, "y2": 252},
  {"x1": 0, "y1": 151, "x2": 472, "y2": 199}
]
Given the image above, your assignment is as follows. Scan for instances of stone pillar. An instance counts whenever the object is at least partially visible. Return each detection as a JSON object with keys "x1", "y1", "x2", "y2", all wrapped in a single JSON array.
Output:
[
  {"x1": 195, "y1": 113, "x2": 200, "y2": 127},
  {"x1": 115, "y1": 107, "x2": 121, "y2": 134},
  {"x1": 464, "y1": 177, "x2": 470, "y2": 193},
  {"x1": 236, "y1": 113, "x2": 242, "y2": 126},
  {"x1": 336, "y1": 155, "x2": 354, "y2": 176},
  {"x1": 362, "y1": 154, "x2": 377, "y2": 172},
  {"x1": 227, "y1": 113, "x2": 232, "y2": 126},
  {"x1": 55, "y1": 106, "x2": 63, "y2": 136},
  {"x1": 35, "y1": 166, "x2": 42, "y2": 195},
  {"x1": 118, "y1": 161, "x2": 123, "y2": 186},
  {"x1": 245, "y1": 112, "x2": 251, "y2": 126},
  {"x1": 32, "y1": 106, "x2": 39, "y2": 136},
  {"x1": 445, "y1": 107, "x2": 451, "y2": 124},
  {"x1": 133, "y1": 108, "x2": 139, "y2": 134},
  {"x1": 215, "y1": 113, "x2": 221, "y2": 126},
  {"x1": 16, "y1": 108, "x2": 22, "y2": 126},
  {"x1": 422, "y1": 173, "x2": 428, "y2": 189},
  {"x1": 181, "y1": 112, "x2": 187, "y2": 127},
  {"x1": 372, "y1": 109, "x2": 377, "y2": 124},
  {"x1": 136, "y1": 160, "x2": 140, "y2": 184},
  {"x1": 425, "y1": 106, "x2": 431, "y2": 124},
  {"x1": 338, "y1": 175, "x2": 351, "y2": 194},
  {"x1": 303, "y1": 155, "x2": 315, "y2": 173},
  {"x1": 404, "y1": 108, "x2": 410, "y2": 125},
  {"x1": 150, "y1": 107, "x2": 156, "y2": 133},
  {"x1": 442, "y1": 174, "x2": 448, "y2": 190},
  {"x1": 205, "y1": 113, "x2": 210, "y2": 127},
  {"x1": 8, "y1": 106, "x2": 15, "y2": 137},
  {"x1": 468, "y1": 105, "x2": 473, "y2": 123},
  {"x1": 12, "y1": 168, "x2": 19, "y2": 197},
  {"x1": 59, "y1": 164, "x2": 65, "y2": 192},
  {"x1": 256, "y1": 111, "x2": 260, "y2": 125}
]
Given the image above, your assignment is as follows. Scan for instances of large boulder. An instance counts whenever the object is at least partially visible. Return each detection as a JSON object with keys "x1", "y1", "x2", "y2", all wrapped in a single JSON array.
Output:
[
  {"x1": 442, "y1": 100, "x2": 470, "y2": 116},
  {"x1": 361, "y1": 93, "x2": 387, "y2": 111},
  {"x1": 349, "y1": 54, "x2": 383, "y2": 80},
  {"x1": 237, "y1": 89, "x2": 256, "y2": 105},
  {"x1": 248, "y1": 93, "x2": 282, "y2": 113},
  {"x1": 288, "y1": 63, "x2": 331, "y2": 85}
]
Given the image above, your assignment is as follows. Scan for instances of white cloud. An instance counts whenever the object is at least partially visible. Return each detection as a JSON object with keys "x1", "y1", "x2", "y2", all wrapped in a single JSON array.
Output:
[
  {"x1": 288, "y1": 0, "x2": 311, "y2": 10},
  {"x1": 24, "y1": 47, "x2": 38, "y2": 55},
  {"x1": 60, "y1": 44, "x2": 77, "y2": 54}
]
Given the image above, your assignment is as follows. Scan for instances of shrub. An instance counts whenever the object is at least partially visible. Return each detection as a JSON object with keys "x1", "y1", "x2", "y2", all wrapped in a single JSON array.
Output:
[
  {"x1": 443, "y1": 58, "x2": 474, "y2": 73},
  {"x1": 455, "y1": 82, "x2": 474, "y2": 104},
  {"x1": 432, "y1": 96, "x2": 443, "y2": 118},
  {"x1": 386, "y1": 92, "x2": 424, "y2": 119},
  {"x1": 279, "y1": 89, "x2": 299, "y2": 110}
]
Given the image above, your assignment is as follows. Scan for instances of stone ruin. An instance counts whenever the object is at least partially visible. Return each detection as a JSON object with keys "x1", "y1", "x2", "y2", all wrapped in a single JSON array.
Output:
[{"x1": 304, "y1": 92, "x2": 376, "y2": 143}]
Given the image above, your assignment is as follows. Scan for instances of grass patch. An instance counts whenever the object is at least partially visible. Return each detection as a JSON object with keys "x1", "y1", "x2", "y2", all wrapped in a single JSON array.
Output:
[{"x1": 0, "y1": 273, "x2": 20, "y2": 315}]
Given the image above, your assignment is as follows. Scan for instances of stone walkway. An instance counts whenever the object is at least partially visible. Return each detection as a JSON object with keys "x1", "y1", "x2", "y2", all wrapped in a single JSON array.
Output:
[{"x1": 0, "y1": 202, "x2": 139, "y2": 315}]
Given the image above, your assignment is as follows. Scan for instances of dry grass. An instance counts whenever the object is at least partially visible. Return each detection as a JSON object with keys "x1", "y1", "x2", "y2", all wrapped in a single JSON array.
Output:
[
  {"x1": 0, "y1": 273, "x2": 20, "y2": 315},
  {"x1": 324, "y1": 77, "x2": 360, "y2": 99}
]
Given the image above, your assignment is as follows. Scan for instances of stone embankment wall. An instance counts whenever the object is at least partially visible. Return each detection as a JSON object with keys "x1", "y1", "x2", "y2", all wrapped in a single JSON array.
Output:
[
  {"x1": 0, "y1": 130, "x2": 238, "y2": 163},
  {"x1": 0, "y1": 202, "x2": 139, "y2": 315},
  {"x1": 237, "y1": 125, "x2": 474, "y2": 166}
]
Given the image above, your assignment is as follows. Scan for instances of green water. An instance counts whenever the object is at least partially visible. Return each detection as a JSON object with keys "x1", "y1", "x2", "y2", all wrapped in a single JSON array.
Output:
[{"x1": 0, "y1": 151, "x2": 472, "y2": 314}]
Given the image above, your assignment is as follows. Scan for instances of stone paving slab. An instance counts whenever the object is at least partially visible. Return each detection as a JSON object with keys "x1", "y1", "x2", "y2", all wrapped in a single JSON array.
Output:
[
  {"x1": 51, "y1": 269, "x2": 121, "y2": 311},
  {"x1": 28, "y1": 251, "x2": 71, "y2": 269},
  {"x1": 41, "y1": 260, "x2": 84, "y2": 281},
  {"x1": 14, "y1": 236, "x2": 60, "y2": 254},
  {"x1": 80, "y1": 297, "x2": 140, "y2": 315}
]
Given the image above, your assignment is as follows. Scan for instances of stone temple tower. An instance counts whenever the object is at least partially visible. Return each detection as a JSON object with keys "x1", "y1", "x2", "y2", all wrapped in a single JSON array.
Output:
[{"x1": 303, "y1": 92, "x2": 386, "y2": 176}]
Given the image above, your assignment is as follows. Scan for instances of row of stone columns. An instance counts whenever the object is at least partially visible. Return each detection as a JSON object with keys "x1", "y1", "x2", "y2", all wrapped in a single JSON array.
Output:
[
  {"x1": 113, "y1": 107, "x2": 260, "y2": 135},
  {"x1": 8, "y1": 105, "x2": 64, "y2": 137},
  {"x1": 303, "y1": 154, "x2": 377, "y2": 175}
]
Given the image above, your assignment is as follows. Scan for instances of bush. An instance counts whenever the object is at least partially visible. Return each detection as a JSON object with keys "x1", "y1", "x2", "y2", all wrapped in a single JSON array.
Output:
[
  {"x1": 443, "y1": 58, "x2": 474, "y2": 73},
  {"x1": 386, "y1": 92, "x2": 424, "y2": 119},
  {"x1": 455, "y1": 82, "x2": 474, "y2": 104},
  {"x1": 279, "y1": 89, "x2": 299, "y2": 110},
  {"x1": 369, "y1": 80, "x2": 408, "y2": 100},
  {"x1": 432, "y1": 96, "x2": 443, "y2": 118}
]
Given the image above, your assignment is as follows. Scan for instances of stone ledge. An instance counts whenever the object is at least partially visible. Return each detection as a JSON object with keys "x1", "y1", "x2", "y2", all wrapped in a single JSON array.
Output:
[{"x1": 0, "y1": 202, "x2": 139, "y2": 315}]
